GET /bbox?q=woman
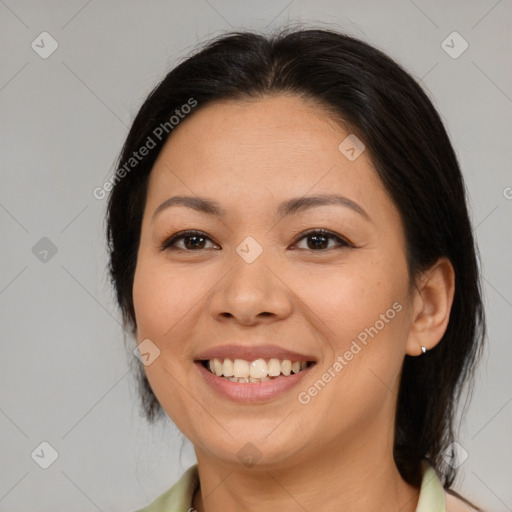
[106,28,486,511]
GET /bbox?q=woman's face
[133,95,416,468]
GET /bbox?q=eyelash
[160,228,354,252]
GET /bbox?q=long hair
[105,27,485,489]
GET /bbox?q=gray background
[1,0,511,510]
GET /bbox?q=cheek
[133,243,211,335]
[132,263,164,337]
[294,258,411,400]
[132,257,198,424]
[294,260,406,342]
[132,256,189,341]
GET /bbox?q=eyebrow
[152,194,370,222]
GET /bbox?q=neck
[191,424,420,512]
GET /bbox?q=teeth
[249,359,267,379]
[222,358,234,377]
[249,376,270,382]
[204,357,311,381]
[268,358,281,376]
[281,360,292,376]
[213,358,223,377]
[233,359,250,378]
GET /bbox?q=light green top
[135,460,446,512]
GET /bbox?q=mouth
[194,341,317,404]
[193,344,317,403]
[198,358,316,383]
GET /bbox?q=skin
[132,94,455,512]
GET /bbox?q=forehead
[146,95,394,222]
[156,94,353,161]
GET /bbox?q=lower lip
[195,361,314,403]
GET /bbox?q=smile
[202,358,315,383]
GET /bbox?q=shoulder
[134,464,199,512]
[445,489,483,512]
[418,461,485,512]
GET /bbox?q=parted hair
[105,27,485,492]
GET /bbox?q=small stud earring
[421,346,428,354]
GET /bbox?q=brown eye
[161,230,218,251]
[161,229,353,252]
[293,229,353,251]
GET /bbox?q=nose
[208,247,293,326]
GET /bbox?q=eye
[161,230,219,251]
[161,228,353,252]
[291,229,353,251]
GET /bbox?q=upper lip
[194,344,316,362]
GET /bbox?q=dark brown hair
[105,27,485,491]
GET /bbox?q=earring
[421,346,428,354]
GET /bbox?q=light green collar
[416,460,446,512]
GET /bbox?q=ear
[406,257,455,356]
